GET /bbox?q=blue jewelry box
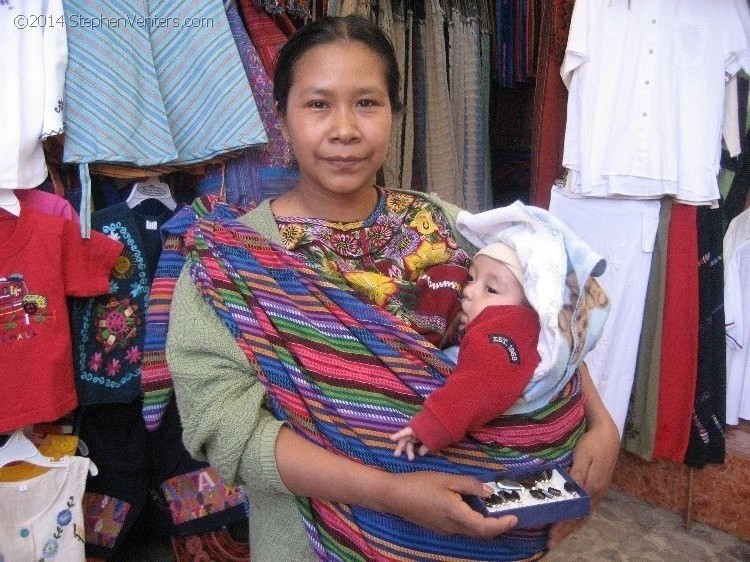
[464,463,590,528]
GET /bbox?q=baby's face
[459,255,525,330]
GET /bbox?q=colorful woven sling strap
[141,195,251,430]
[183,215,585,561]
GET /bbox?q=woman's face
[279,41,393,200]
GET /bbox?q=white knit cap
[475,242,524,286]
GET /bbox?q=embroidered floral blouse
[276,188,471,338]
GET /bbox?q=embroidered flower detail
[88,352,103,372]
[386,192,413,214]
[106,359,122,378]
[57,509,72,527]
[408,210,439,235]
[329,232,360,258]
[130,283,145,298]
[279,224,305,248]
[368,224,393,247]
[19,528,29,538]
[42,538,58,558]
[112,252,135,279]
[107,231,121,242]
[343,271,398,307]
[125,346,142,364]
[403,241,451,281]
[95,297,140,351]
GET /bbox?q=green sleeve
[166,267,292,497]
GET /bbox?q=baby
[391,242,544,459]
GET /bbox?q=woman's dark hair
[273,15,403,115]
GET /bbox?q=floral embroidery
[105,359,121,378]
[386,192,413,213]
[409,209,439,235]
[275,188,470,334]
[37,496,75,559]
[41,538,58,558]
[125,346,142,364]
[56,509,72,527]
[343,271,398,307]
[88,352,103,372]
[54,100,64,114]
[403,240,452,281]
[95,297,140,352]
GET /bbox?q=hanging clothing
[562,0,750,204]
[622,197,672,461]
[141,196,251,430]
[0,0,67,188]
[71,202,175,406]
[197,1,297,208]
[0,456,89,562]
[62,0,267,167]
[236,0,288,78]
[653,203,699,462]
[80,397,247,559]
[549,187,660,434]
[725,210,750,425]
[0,208,122,433]
[17,188,79,222]
[684,205,726,467]
[422,0,462,206]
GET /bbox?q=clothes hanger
[0,429,98,476]
[0,189,21,217]
[126,176,177,211]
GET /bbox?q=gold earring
[284,143,293,166]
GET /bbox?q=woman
[167,15,619,561]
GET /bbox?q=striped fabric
[62,0,267,167]
[141,196,251,430]
[236,0,288,78]
[194,1,297,209]
[423,0,462,206]
[183,216,586,561]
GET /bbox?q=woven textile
[62,0,267,166]
[141,196,251,430]
[236,0,288,78]
[182,216,586,561]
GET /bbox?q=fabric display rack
[1,0,750,560]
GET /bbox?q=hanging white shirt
[549,186,660,435]
[725,237,750,425]
[0,0,68,188]
[562,0,750,205]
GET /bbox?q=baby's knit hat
[474,242,524,286]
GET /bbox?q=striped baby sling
[184,216,586,561]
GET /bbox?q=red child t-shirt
[0,207,123,432]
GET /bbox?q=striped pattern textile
[63,0,267,167]
[236,0,288,78]
[183,216,586,561]
[141,196,251,430]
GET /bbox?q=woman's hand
[276,427,516,539]
[377,471,518,538]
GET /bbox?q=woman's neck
[272,184,379,222]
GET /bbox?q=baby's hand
[390,427,429,460]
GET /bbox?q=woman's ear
[275,101,289,141]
